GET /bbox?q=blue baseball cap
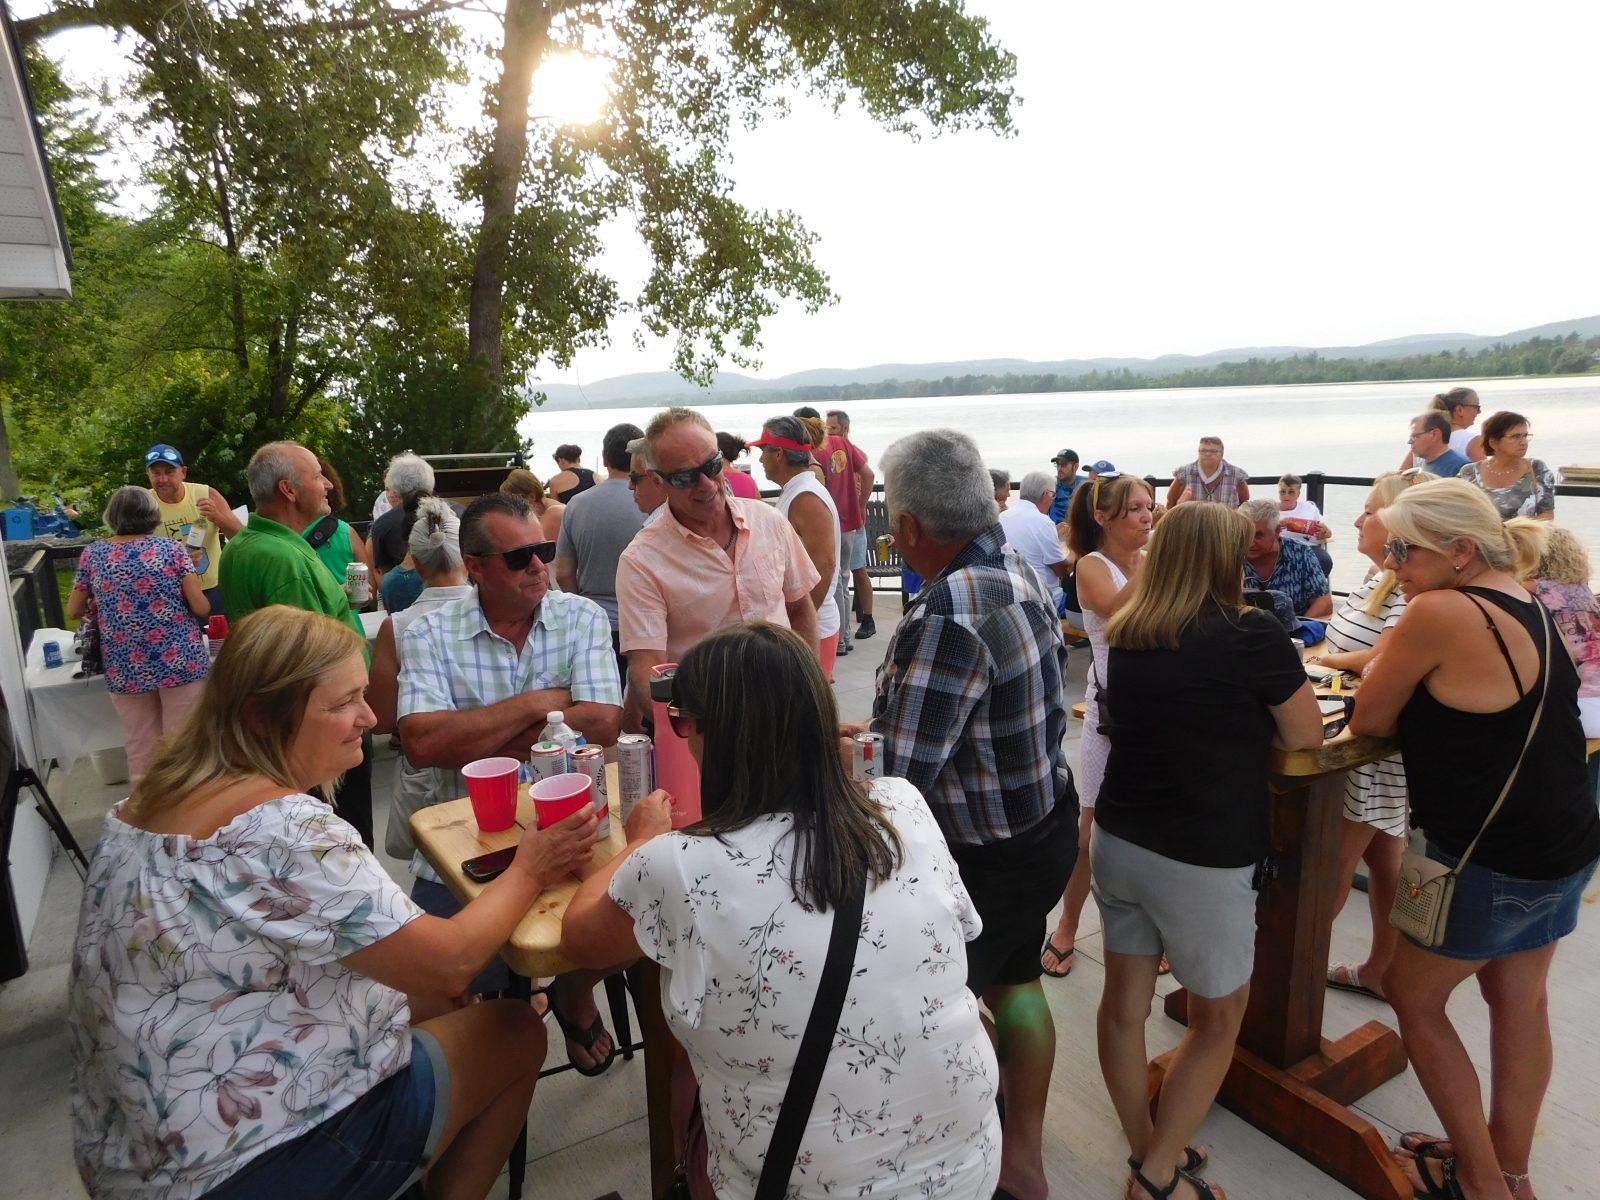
[1089,459,1118,475]
[145,444,184,467]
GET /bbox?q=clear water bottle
[538,710,584,761]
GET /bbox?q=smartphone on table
[462,846,517,883]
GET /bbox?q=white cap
[546,710,565,723]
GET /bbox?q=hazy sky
[26,0,1600,386]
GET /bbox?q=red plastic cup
[207,615,229,640]
[530,772,593,830]
[462,757,521,833]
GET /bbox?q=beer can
[528,740,568,781]
[616,733,654,825]
[571,744,609,823]
[875,533,892,563]
[852,732,883,782]
[345,562,371,605]
[42,640,62,669]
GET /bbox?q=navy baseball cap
[1050,448,1079,464]
[1090,459,1118,475]
[145,444,184,467]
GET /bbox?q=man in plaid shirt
[398,490,623,1074]
[864,429,1076,1200]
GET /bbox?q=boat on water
[1560,465,1600,483]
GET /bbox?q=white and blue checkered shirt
[397,588,621,879]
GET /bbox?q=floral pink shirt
[1536,581,1600,698]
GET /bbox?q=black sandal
[1408,1145,1465,1200]
[1130,1166,1223,1200]
[1129,1146,1209,1175]
[550,1003,617,1077]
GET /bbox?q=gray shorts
[1090,825,1257,998]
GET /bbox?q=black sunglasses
[654,452,724,490]
[478,541,556,570]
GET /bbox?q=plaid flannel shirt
[870,523,1073,848]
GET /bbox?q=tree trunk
[0,410,21,499]
[465,0,551,386]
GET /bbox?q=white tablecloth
[23,628,121,771]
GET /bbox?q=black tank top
[1398,586,1599,879]
[555,467,595,504]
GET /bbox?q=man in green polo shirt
[220,441,374,845]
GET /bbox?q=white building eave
[0,1,72,300]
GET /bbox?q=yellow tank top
[148,481,222,590]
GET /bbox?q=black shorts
[950,795,1079,994]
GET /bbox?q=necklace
[722,517,738,553]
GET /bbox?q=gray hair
[641,406,713,469]
[880,429,998,542]
[1018,470,1054,505]
[1238,497,1281,526]
[106,486,160,535]
[826,409,850,428]
[384,452,434,500]
[988,468,1011,495]
[247,442,302,508]
[763,415,814,467]
[407,497,463,577]
[1278,473,1302,489]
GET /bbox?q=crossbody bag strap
[753,880,865,1200]
[1450,598,1552,875]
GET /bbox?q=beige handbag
[1389,599,1551,947]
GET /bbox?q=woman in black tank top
[549,445,596,503]
[1349,479,1598,1200]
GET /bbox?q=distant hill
[530,315,1600,410]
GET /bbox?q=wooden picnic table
[411,766,677,1200]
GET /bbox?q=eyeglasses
[666,702,700,739]
[1503,432,1532,441]
[654,452,725,490]
[478,541,556,570]
[1384,537,1415,564]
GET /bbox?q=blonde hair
[128,607,366,818]
[1360,471,1418,616]
[1529,526,1591,585]
[1065,474,1153,558]
[1106,502,1251,651]
[1378,477,1546,579]
[500,468,547,503]
[795,415,827,452]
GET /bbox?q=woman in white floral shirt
[563,621,1001,1200]
[68,605,602,1200]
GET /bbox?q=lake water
[522,375,1600,591]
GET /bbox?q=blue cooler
[3,508,34,540]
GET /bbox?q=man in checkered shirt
[398,490,624,1074]
[861,429,1077,1200]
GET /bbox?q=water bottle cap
[546,710,565,723]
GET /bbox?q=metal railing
[7,543,81,645]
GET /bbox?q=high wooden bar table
[1150,725,1412,1200]
[411,766,677,1200]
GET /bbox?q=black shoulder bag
[303,514,341,549]
[755,880,864,1200]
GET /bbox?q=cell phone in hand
[462,846,517,883]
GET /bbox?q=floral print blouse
[73,536,208,695]
[609,777,1001,1200]
[68,794,423,1200]
[1458,458,1557,520]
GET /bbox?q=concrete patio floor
[4,589,1597,1198]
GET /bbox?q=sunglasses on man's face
[480,541,556,571]
[654,452,725,490]
[666,702,700,739]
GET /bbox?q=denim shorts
[841,526,868,572]
[200,1029,451,1200]
[1414,840,1598,961]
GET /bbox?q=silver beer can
[571,744,608,823]
[616,733,654,825]
[346,561,371,605]
[528,740,568,781]
[852,732,883,782]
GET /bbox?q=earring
[1453,563,1464,573]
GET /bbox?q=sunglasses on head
[480,541,556,570]
[145,448,181,465]
[666,702,699,739]
[654,452,724,490]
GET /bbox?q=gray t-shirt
[555,477,645,630]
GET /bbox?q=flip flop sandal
[1397,1131,1451,1156]
[1327,962,1385,1001]
[1129,1146,1210,1175]
[1406,1145,1464,1200]
[1039,936,1076,978]
[1129,1165,1225,1200]
[551,1004,617,1077]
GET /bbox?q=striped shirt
[870,524,1073,848]
[1325,572,1408,835]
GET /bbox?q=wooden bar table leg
[507,971,533,1200]
[632,960,679,1200]
[1152,771,1411,1200]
